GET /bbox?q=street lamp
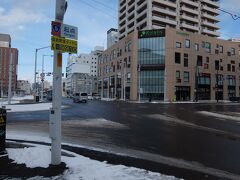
[138,64,141,102]
[41,54,53,101]
[121,61,126,101]
[34,46,51,102]
[194,65,199,102]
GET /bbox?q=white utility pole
[8,48,13,104]
[50,0,67,165]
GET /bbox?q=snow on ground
[198,111,240,122]
[11,95,34,101]
[64,118,129,129]
[5,103,53,112]
[7,146,51,168]
[7,144,180,180]
[0,95,34,106]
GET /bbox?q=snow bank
[7,146,51,168]
[7,144,180,180]
[12,95,34,101]
[64,119,128,129]
[4,103,66,112]
[6,103,53,112]
[198,111,240,122]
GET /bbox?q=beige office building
[118,0,220,40]
[98,27,240,101]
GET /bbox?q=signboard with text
[51,36,77,54]
[0,109,6,153]
[138,29,165,38]
[61,24,78,40]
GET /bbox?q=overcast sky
[0,0,239,83]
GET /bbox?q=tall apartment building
[118,0,220,40]
[0,34,18,95]
[107,28,119,48]
[98,28,240,101]
[66,46,104,95]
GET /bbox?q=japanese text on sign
[51,36,78,54]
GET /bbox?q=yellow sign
[0,116,4,124]
[51,36,77,54]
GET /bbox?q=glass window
[184,53,188,67]
[197,56,202,66]
[227,75,236,86]
[184,72,189,82]
[231,48,235,55]
[206,57,209,63]
[127,73,131,82]
[227,64,231,71]
[195,43,199,51]
[205,42,211,53]
[138,37,165,65]
[215,60,219,70]
[176,71,180,82]
[232,65,235,72]
[176,42,181,48]
[185,39,190,48]
[175,52,181,64]
[219,45,223,53]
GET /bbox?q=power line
[80,0,117,20]
[219,8,240,20]
[89,0,117,12]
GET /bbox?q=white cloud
[0,0,50,39]
[0,7,5,13]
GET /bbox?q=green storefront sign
[176,31,190,37]
[138,29,165,38]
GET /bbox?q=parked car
[88,95,93,100]
[73,92,88,103]
[93,95,101,100]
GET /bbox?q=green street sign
[138,29,165,38]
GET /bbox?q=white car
[73,93,88,103]
[88,96,93,100]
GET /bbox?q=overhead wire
[89,0,117,12]
[219,8,240,20]
[80,0,118,20]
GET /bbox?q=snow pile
[12,95,34,101]
[7,145,180,180]
[4,103,66,112]
[0,95,34,106]
[8,146,51,168]
[64,119,128,129]
[6,103,53,112]
[198,111,240,122]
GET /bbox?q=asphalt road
[7,98,240,179]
